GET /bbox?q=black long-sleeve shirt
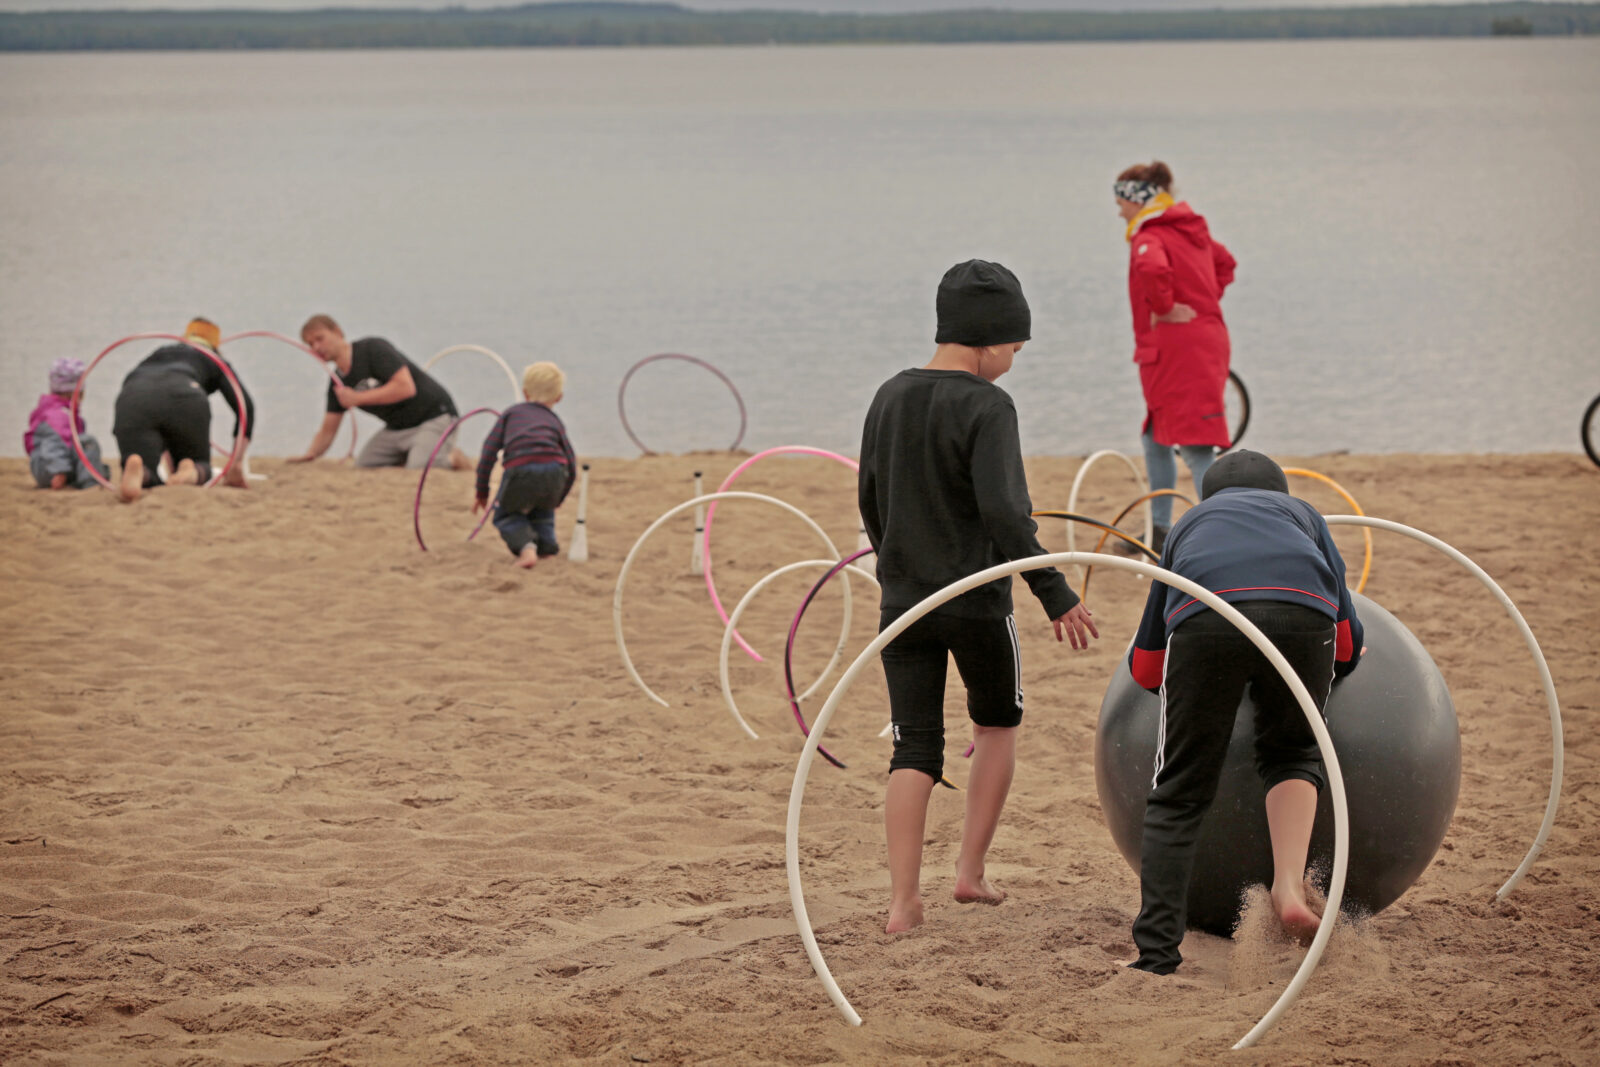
[858,368,1077,621]
[125,343,256,441]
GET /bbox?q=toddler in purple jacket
[25,359,108,490]
[473,362,577,569]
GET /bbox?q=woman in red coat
[1116,161,1236,552]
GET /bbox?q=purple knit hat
[49,358,86,394]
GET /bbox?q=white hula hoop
[1325,516,1562,900]
[785,551,1348,1051]
[615,492,842,709]
[424,344,522,404]
[1065,450,1154,581]
[719,559,880,741]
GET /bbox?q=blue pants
[493,462,567,557]
[1141,430,1217,530]
[29,424,107,489]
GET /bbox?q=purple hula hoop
[617,353,747,454]
[413,406,500,552]
[71,332,249,491]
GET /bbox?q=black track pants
[113,369,212,488]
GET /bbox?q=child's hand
[472,496,488,515]
[1052,604,1100,650]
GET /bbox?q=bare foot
[1272,887,1322,946]
[885,896,924,934]
[169,458,200,486]
[221,461,248,489]
[49,472,69,490]
[515,546,541,569]
[118,455,144,503]
[449,447,472,471]
[953,873,1006,906]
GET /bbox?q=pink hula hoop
[221,331,358,460]
[706,446,860,662]
[413,406,500,552]
[617,353,747,454]
[72,332,249,491]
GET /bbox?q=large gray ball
[1095,593,1460,936]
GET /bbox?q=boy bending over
[474,362,577,569]
[1126,449,1364,974]
[859,260,1099,935]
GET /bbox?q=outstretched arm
[289,411,344,463]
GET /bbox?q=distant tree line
[1,1,1596,52]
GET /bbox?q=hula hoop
[1077,489,1195,599]
[1284,468,1372,594]
[1325,516,1562,901]
[1227,369,1251,447]
[706,446,863,662]
[1065,450,1153,584]
[1031,510,1161,563]
[718,558,880,768]
[424,344,522,405]
[617,353,747,454]
[413,407,501,552]
[71,333,249,492]
[220,331,357,460]
[784,551,1348,1051]
[1581,393,1600,469]
[616,492,842,709]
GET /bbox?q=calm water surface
[1,40,1596,458]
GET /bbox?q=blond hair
[522,361,565,404]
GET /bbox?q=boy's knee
[888,723,944,779]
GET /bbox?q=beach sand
[2,451,1596,1065]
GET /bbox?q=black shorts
[879,608,1022,778]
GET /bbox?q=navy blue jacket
[1128,487,1363,690]
[477,401,576,502]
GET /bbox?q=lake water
[1,39,1596,460]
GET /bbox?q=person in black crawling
[1123,448,1365,975]
[289,313,468,470]
[111,317,254,504]
[858,259,1100,935]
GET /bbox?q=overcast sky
[0,0,1472,13]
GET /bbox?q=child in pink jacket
[25,359,108,489]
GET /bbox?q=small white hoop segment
[1065,450,1153,581]
[424,344,522,404]
[615,492,841,708]
[719,559,880,741]
[785,551,1348,1051]
[1325,516,1562,900]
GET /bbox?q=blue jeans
[492,462,567,557]
[1141,429,1217,530]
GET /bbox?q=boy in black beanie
[859,259,1100,934]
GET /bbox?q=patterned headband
[1114,179,1161,205]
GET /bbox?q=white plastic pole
[566,464,590,563]
[1324,515,1562,900]
[784,552,1348,1051]
[1065,449,1154,581]
[719,560,880,740]
[690,471,706,575]
[424,343,523,404]
[615,492,842,708]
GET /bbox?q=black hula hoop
[1227,369,1251,448]
[617,353,747,455]
[1582,392,1600,469]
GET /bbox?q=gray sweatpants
[29,424,108,489]
[355,412,458,469]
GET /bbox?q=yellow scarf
[1125,192,1175,242]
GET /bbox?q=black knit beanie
[934,260,1031,347]
[1201,449,1290,499]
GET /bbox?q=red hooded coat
[1126,201,1236,448]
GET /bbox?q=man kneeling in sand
[289,314,468,470]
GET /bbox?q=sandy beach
[2,450,1596,1065]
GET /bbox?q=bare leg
[954,724,1016,905]
[118,455,144,503]
[168,458,200,486]
[1266,778,1321,944]
[515,544,540,569]
[884,768,936,933]
[449,447,472,471]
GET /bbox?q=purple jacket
[25,393,85,455]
